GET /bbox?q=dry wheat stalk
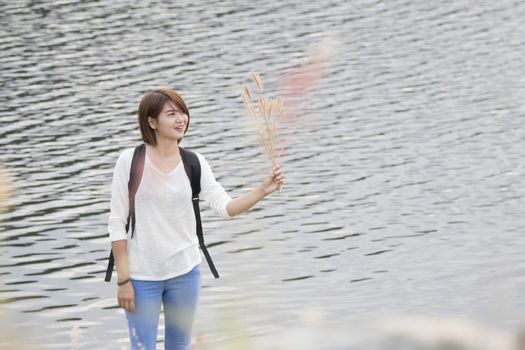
[242,71,285,190]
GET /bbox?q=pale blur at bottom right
[191,315,525,350]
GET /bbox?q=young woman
[108,88,284,350]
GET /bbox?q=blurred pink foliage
[277,34,341,125]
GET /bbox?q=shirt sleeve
[108,149,133,242]
[197,152,234,219]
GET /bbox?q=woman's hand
[226,164,285,216]
[260,164,284,195]
[117,281,135,313]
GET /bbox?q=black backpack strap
[179,147,220,279]
[127,144,146,239]
[104,250,114,282]
[105,144,146,282]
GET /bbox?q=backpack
[104,143,219,282]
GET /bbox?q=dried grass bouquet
[241,71,285,190]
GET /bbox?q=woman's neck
[148,138,180,158]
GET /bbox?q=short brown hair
[137,88,190,145]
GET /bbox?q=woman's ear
[147,117,156,130]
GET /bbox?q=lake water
[1,0,524,349]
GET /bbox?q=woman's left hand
[260,164,284,195]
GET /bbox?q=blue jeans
[125,265,201,350]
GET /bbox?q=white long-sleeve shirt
[108,147,233,280]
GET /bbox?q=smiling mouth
[175,126,185,132]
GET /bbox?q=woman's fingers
[127,299,135,313]
[118,297,135,313]
[117,282,135,312]
[272,165,284,184]
[125,300,134,313]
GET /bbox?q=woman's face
[149,101,189,143]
